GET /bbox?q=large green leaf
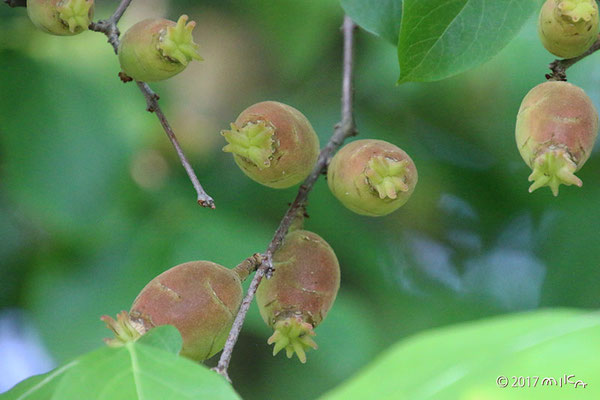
[1,327,240,400]
[340,0,403,44]
[322,309,600,399]
[0,361,79,400]
[398,0,539,83]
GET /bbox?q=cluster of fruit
[103,229,340,364]
[24,0,600,365]
[98,95,417,362]
[99,96,419,362]
[26,0,202,82]
[222,101,418,216]
[25,0,420,364]
[517,0,600,196]
[101,97,419,362]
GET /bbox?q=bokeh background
[1,0,599,399]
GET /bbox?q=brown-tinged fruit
[222,101,320,188]
[256,230,340,363]
[103,260,248,361]
[327,139,418,216]
[516,81,598,195]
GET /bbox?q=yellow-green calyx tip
[365,156,409,199]
[222,121,276,168]
[267,317,317,363]
[159,15,203,66]
[528,148,582,196]
[101,311,142,347]
[558,0,597,22]
[57,0,92,33]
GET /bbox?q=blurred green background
[1,0,599,399]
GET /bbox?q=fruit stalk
[548,37,600,80]
[232,253,264,282]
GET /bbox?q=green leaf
[322,309,600,399]
[340,0,403,44]
[137,325,182,354]
[0,361,79,400]
[397,0,539,83]
[1,327,240,400]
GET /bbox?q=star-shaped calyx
[267,317,318,363]
[57,0,93,33]
[222,121,276,169]
[365,155,410,200]
[101,311,143,347]
[558,0,597,22]
[158,15,203,65]
[528,148,582,196]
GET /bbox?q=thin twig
[110,0,133,24]
[547,34,600,81]
[214,16,358,382]
[88,0,215,208]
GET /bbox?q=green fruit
[103,261,246,361]
[538,0,599,58]
[327,139,418,217]
[118,15,202,82]
[222,101,320,188]
[27,0,94,36]
[516,81,598,196]
[256,230,340,363]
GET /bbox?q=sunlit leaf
[1,327,240,400]
[0,361,78,400]
[322,309,600,399]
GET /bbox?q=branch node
[118,72,133,83]
[197,197,216,209]
[547,35,600,81]
[264,256,275,279]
